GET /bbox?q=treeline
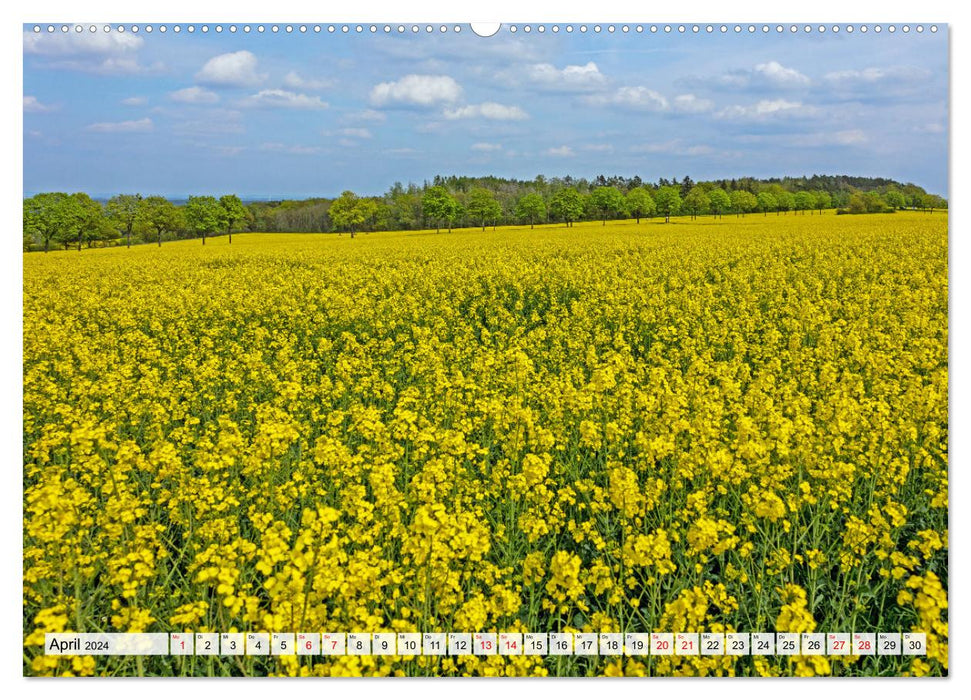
[23,174,947,251]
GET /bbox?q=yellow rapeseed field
[23,211,948,676]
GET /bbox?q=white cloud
[169,86,219,105]
[716,99,810,120]
[443,102,528,121]
[239,89,328,110]
[24,30,142,57]
[471,142,502,151]
[350,109,387,123]
[586,86,668,111]
[370,74,463,106]
[173,110,244,136]
[786,130,868,147]
[85,117,153,133]
[49,56,162,75]
[753,61,811,86]
[672,94,714,113]
[914,122,945,134]
[525,62,607,91]
[340,128,372,139]
[24,95,55,112]
[282,71,332,91]
[823,66,931,84]
[121,96,147,106]
[545,146,575,157]
[196,51,267,87]
[23,30,160,74]
[631,140,713,156]
[260,142,323,155]
[581,144,614,153]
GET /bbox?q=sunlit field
[23,211,948,676]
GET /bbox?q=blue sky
[23,25,949,198]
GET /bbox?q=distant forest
[23,173,947,251]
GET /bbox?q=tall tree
[590,186,626,225]
[756,192,777,216]
[708,188,731,219]
[515,193,547,229]
[683,186,710,220]
[549,188,584,227]
[141,196,183,246]
[625,187,656,224]
[106,194,143,248]
[654,186,682,223]
[466,188,502,231]
[793,191,815,215]
[23,192,71,253]
[422,186,460,233]
[776,191,795,215]
[219,194,249,244]
[884,190,906,210]
[329,191,368,238]
[184,195,227,245]
[730,190,757,217]
[65,193,108,251]
[813,191,832,214]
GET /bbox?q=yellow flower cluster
[23,212,947,676]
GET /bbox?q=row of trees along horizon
[23,174,947,252]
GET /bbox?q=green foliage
[549,188,584,226]
[422,186,460,232]
[730,190,758,216]
[757,192,777,215]
[515,193,547,228]
[813,191,832,212]
[184,195,227,243]
[590,186,627,225]
[793,191,815,213]
[328,191,369,237]
[466,188,502,230]
[625,187,656,223]
[683,186,710,219]
[23,192,72,252]
[219,195,250,241]
[654,186,682,222]
[106,194,144,247]
[141,196,184,245]
[708,188,731,217]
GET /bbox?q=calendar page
[21,10,948,680]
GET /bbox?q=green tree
[590,186,626,225]
[466,188,502,231]
[625,187,656,224]
[756,192,777,216]
[141,196,183,246]
[847,193,867,214]
[62,193,108,251]
[184,195,227,245]
[106,194,143,248]
[329,191,368,238]
[863,191,887,213]
[730,190,757,217]
[683,186,710,220]
[422,186,460,233]
[23,192,72,252]
[708,188,731,219]
[515,193,547,229]
[813,191,832,214]
[793,191,815,215]
[884,190,906,210]
[219,194,249,244]
[776,191,795,215]
[549,188,584,227]
[655,186,682,223]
